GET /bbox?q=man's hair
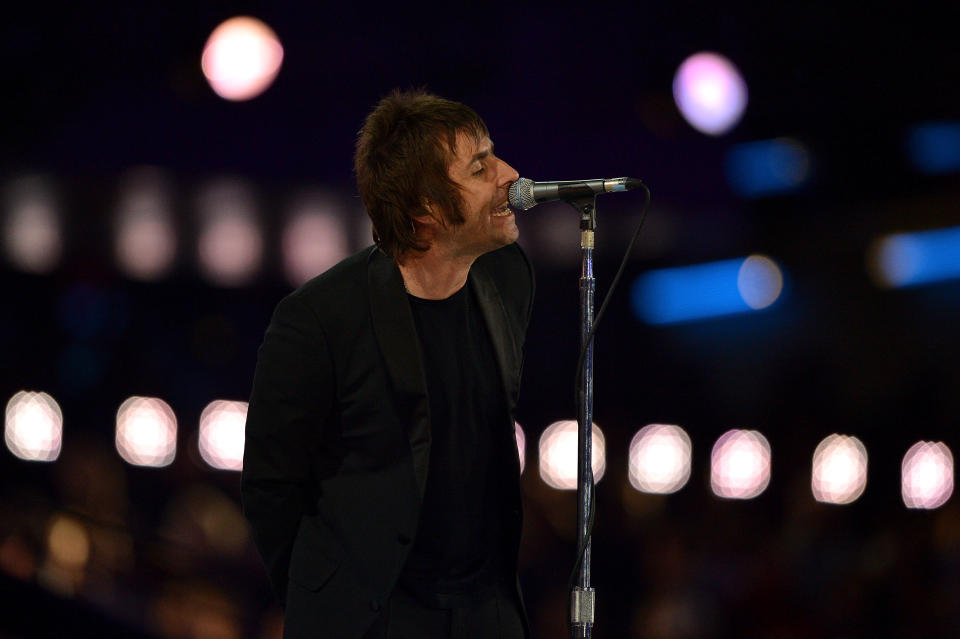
[354,89,488,260]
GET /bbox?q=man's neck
[397,248,474,300]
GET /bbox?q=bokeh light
[196,180,263,287]
[737,255,784,309]
[538,420,606,490]
[46,514,91,569]
[282,194,349,286]
[811,434,868,505]
[201,16,284,101]
[725,138,812,197]
[515,421,526,474]
[114,168,177,280]
[902,441,953,509]
[2,176,62,273]
[906,121,960,175]
[673,51,748,135]
[628,423,692,494]
[868,226,960,288]
[198,400,247,471]
[710,429,771,500]
[4,390,63,462]
[116,397,177,468]
[632,255,785,324]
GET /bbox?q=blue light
[906,122,960,175]
[631,256,784,324]
[725,138,811,197]
[875,226,960,287]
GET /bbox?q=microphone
[508,177,644,211]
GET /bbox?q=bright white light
[710,429,771,499]
[628,424,692,494]
[811,434,868,505]
[199,400,247,471]
[902,441,953,509]
[515,421,526,474]
[3,176,62,273]
[673,51,748,136]
[4,390,62,462]
[114,168,176,280]
[282,195,349,286]
[201,16,284,101]
[115,396,177,467]
[737,255,783,309]
[197,180,263,286]
[538,420,606,490]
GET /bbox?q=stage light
[282,195,349,286]
[2,176,62,273]
[201,16,284,101]
[628,423,692,494]
[906,121,960,175]
[811,434,868,505]
[538,420,606,490]
[114,168,176,280]
[737,255,783,310]
[632,255,784,324]
[198,400,247,471]
[725,138,812,197]
[869,225,960,288]
[46,514,90,569]
[197,180,263,287]
[4,390,62,462]
[902,441,953,509]
[673,51,748,136]
[115,396,177,468]
[515,422,526,474]
[711,429,771,500]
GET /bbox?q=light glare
[710,429,771,499]
[673,52,748,135]
[811,434,868,505]
[737,255,784,309]
[201,16,284,101]
[116,396,177,467]
[282,195,349,286]
[199,400,247,471]
[538,420,606,490]
[197,180,263,286]
[4,390,63,462]
[902,441,953,509]
[114,168,176,280]
[3,176,62,273]
[628,424,692,494]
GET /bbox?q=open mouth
[492,202,513,217]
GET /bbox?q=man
[242,90,534,639]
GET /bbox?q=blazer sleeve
[241,292,333,606]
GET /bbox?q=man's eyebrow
[469,142,494,164]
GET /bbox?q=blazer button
[397,533,412,545]
[370,599,381,612]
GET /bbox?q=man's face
[436,131,520,258]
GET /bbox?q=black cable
[566,183,651,631]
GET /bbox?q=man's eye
[473,167,485,176]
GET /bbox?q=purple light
[673,52,748,136]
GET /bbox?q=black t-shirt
[400,283,511,608]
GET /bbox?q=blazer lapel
[366,249,431,497]
[470,266,522,409]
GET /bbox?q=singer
[241,89,533,639]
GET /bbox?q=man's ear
[414,200,442,228]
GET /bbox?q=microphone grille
[508,178,537,210]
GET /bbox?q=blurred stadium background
[3,3,960,638]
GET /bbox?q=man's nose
[498,158,520,186]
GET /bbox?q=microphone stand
[569,195,597,639]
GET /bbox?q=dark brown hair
[354,89,488,260]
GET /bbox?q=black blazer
[241,243,534,639]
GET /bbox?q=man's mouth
[492,202,513,217]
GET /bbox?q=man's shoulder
[291,246,377,300]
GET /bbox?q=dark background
[3,2,960,638]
